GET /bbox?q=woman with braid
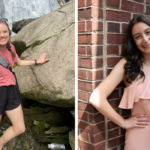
[90,15,150,150]
[0,18,48,149]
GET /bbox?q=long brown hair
[0,20,16,57]
[123,15,150,83]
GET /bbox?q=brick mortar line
[107,135,125,142]
[78,44,103,46]
[79,55,124,58]
[107,134,125,141]
[108,98,121,101]
[119,0,122,10]
[78,31,127,34]
[78,55,123,59]
[78,109,102,114]
[78,20,129,23]
[78,32,103,34]
[78,56,103,58]
[78,99,89,102]
[85,0,87,9]
[78,108,102,115]
[144,0,146,13]
[78,43,125,46]
[78,31,103,34]
[78,68,103,70]
[78,99,89,103]
[106,6,145,12]
[106,141,125,150]
[78,32,126,34]
[126,0,145,4]
[78,137,106,146]
[103,1,108,150]
[78,68,103,71]
[78,31,125,34]
[78,5,104,10]
[78,20,102,22]
[78,78,103,82]
[108,144,123,150]
[78,89,91,92]
[78,67,103,70]
[78,118,105,125]
[108,146,122,150]
[79,18,104,21]
[80,128,105,135]
[119,44,121,55]
[107,126,122,131]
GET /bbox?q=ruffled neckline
[119,74,150,109]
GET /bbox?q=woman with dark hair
[90,14,150,150]
[0,18,48,150]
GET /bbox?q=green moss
[23,143,30,150]
[11,41,27,57]
[17,140,21,145]
[13,63,17,67]
[45,126,70,134]
[30,40,45,49]
[32,121,46,134]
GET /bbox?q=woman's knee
[14,124,26,135]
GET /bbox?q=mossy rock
[11,41,27,57]
[45,126,71,134]
[30,40,45,49]
[32,121,46,134]
[23,106,54,115]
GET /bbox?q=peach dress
[119,74,150,150]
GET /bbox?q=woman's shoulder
[119,57,127,66]
[112,57,127,72]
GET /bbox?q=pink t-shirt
[0,44,19,86]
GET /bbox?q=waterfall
[0,0,65,32]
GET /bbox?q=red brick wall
[78,0,150,150]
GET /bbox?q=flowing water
[0,0,65,32]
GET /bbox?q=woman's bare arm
[89,58,126,127]
[16,53,49,66]
[89,58,150,128]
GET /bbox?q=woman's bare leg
[0,115,2,123]
[0,104,25,150]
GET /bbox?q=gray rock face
[12,1,75,107]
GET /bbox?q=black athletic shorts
[0,85,21,115]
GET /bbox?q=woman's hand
[125,114,150,129]
[37,53,49,64]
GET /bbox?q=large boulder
[12,1,75,107]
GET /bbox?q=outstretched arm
[16,53,49,66]
[89,58,149,129]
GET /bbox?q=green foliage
[11,41,27,57]
[32,121,46,134]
